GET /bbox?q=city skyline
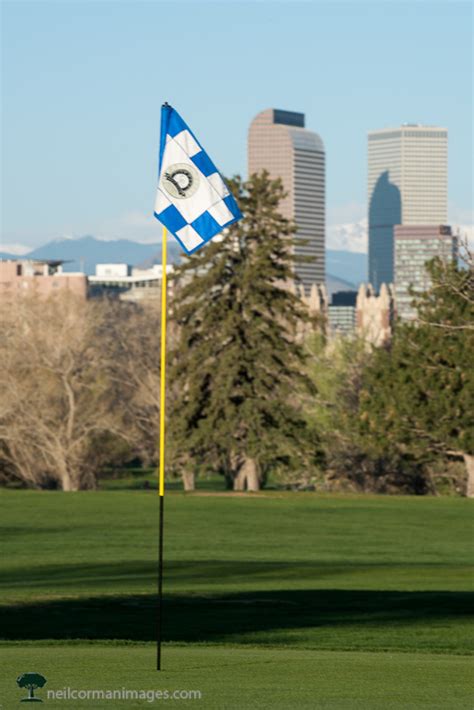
[1,1,472,252]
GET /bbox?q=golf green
[1,490,473,707]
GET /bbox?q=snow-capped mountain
[327,219,368,253]
[2,221,471,286]
[0,236,181,275]
[327,220,473,252]
[452,224,474,247]
[1,235,367,285]
[0,243,31,256]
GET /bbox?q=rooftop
[368,124,447,135]
[0,257,66,267]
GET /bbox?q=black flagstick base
[157,494,164,670]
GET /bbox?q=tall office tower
[248,109,325,291]
[368,125,448,292]
[394,225,457,321]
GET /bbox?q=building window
[16,264,22,276]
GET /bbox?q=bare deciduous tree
[0,295,128,490]
[102,299,162,467]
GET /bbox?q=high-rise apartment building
[368,125,448,291]
[248,109,325,291]
[394,225,457,321]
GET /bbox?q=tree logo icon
[16,673,47,703]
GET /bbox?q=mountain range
[0,236,181,274]
[0,235,368,291]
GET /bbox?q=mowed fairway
[1,490,473,708]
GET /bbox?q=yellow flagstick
[159,226,167,497]
[157,225,167,671]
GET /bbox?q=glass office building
[394,225,457,321]
[368,125,448,292]
[248,109,325,292]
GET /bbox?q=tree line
[0,172,472,494]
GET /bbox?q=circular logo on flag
[162,163,199,200]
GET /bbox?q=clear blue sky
[1,1,472,249]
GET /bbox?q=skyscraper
[394,225,457,321]
[368,125,448,292]
[248,109,325,291]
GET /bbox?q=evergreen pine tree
[359,256,474,495]
[169,172,317,491]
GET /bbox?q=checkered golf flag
[153,104,242,254]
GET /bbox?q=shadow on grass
[0,559,462,590]
[1,588,472,643]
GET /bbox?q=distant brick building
[292,282,328,339]
[356,282,395,346]
[296,280,395,346]
[0,259,87,300]
[298,282,329,316]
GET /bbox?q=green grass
[1,490,473,708]
[98,468,227,491]
[2,645,473,709]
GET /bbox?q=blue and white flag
[153,104,242,254]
